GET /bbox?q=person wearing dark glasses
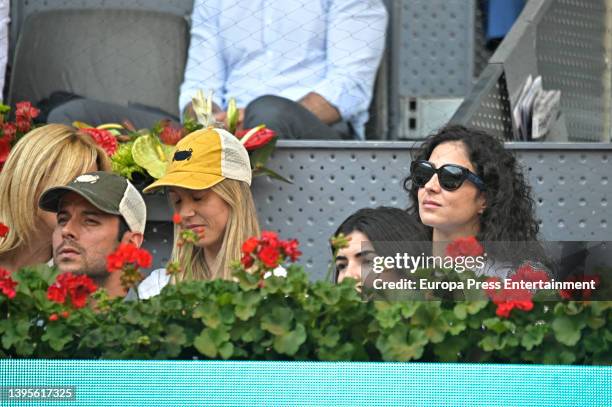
[404,125,546,276]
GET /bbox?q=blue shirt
[179,0,388,139]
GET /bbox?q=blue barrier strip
[0,360,609,406]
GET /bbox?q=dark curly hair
[403,125,540,242]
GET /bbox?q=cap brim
[142,171,225,193]
[39,186,122,215]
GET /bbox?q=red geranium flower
[160,125,183,145]
[0,222,8,238]
[49,313,59,322]
[0,268,18,299]
[495,299,533,318]
[136,250,153,269]
[485,276,534,318]
[47,272,97,309]
[445,236,484,258]
[106,243,152,272]
[514,263,549,284]
[281,239,301,262]
[236,127,276,151]
[47,276,68,304]
[0,138,11,170]
[241,237,259,255]
[15,117,31,133]
[239,232,301,274]
[15,101,40,121]
[81,128,118,156]
[260,231,280,249]
[2,122,16,142]
[67,274,98,308]
[559,274,601,300]
[258,246,281,268]
[241,253,254,268]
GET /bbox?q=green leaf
[564,301,583,316]
[444,310,467,335]
[42,323,73,352]
[249,137,277,168]
[317,343,355,361]
[454,303,467,320]
[315,326,341,348]
[316,285,341,305]
[252,166,293,184]
[521,324,548,350]
[552,316,586,346]
[233,269,260,290]
[163,299,183,311]
[261,307,294,336]
[124,307,143,325]
[218,342,235,360]
[234,322,264,343]
[0,318,31,350]
[399,302,420,319]
[233,291,261,321]
[479,335,503,352]
[376,326,428,362]
[111,142,145,180]
[193,327,230,358]
[586,316,605,330]
[465,301,488,315]
[165,324,187,346]
[193,302,221,328]
[226,97,239,134]
[604,329,612,342]
[433,336,465,362]
[583,332,608,354]
[374,302,403,329]
[273,323,307,356]
[483,317,515,334]
[412,304,448,343]
[132,134,175,179]
[542,348,576,364]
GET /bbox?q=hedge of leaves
[1,264,609,364]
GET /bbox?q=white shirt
[179,0,388,139]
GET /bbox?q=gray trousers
[48,95,348,140]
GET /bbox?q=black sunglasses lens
[412,162,435,186]
[439,166,465,190]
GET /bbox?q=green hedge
[0,264,610,363]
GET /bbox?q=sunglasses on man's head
[410,160,486,191]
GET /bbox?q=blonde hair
[171,178,260,281]
[0,124,111,255]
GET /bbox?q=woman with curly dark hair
[404,125,547,275]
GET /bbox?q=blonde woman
[0,124,111,272]
[137,127,260,298]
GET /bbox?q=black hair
[332,206,430,281]
[117,217,130,242]
[402,125,555,271]
[404,125,539,242]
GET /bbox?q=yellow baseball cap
[143,127,251,193]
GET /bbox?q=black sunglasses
[409,160,486,191]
